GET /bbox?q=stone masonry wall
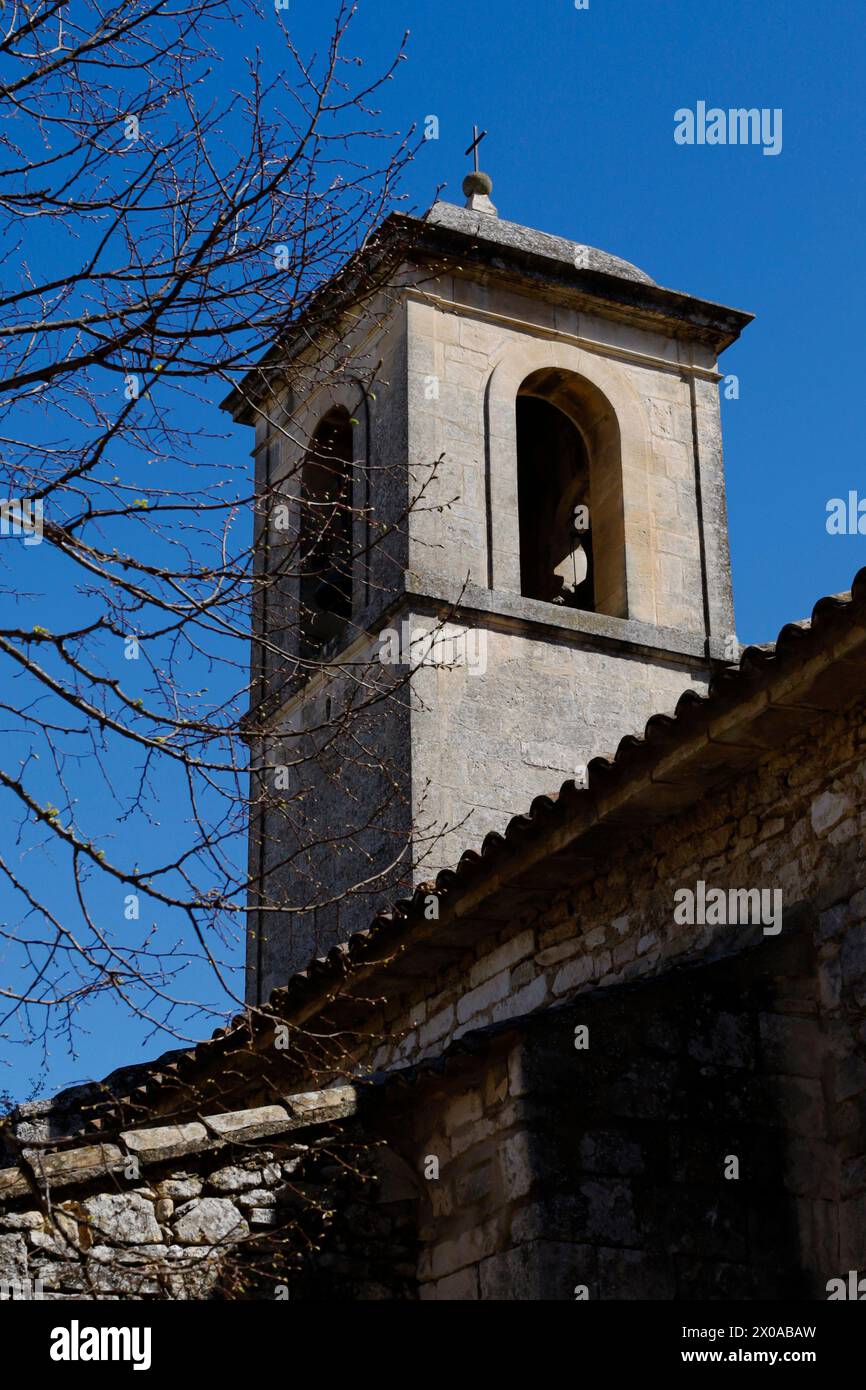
[369,691,866,1084]
[0,1087,417,1301]
[359,685,866,1292]
[397,932,834,1301]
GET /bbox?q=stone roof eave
[219,208,754,425]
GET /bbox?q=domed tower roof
[425,199,656,286]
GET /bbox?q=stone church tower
[224,173,752,1002]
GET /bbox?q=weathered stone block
[206,1164,264,1193]
[203,1105,291,1144]
[237,1188,276,1210]
[25,1143,124,1189]
[172,1197,248,1246]
[492,974,550,1022]
[444,1090,483,1133]
[500,1133,534,1202]
[121,1122,209,1164]
[155,1176,202,1200]
[247,1208,277,1227]
[811,790,852,836]
[0,1233,27,1282]
[0,1168,31,1202]
[82,1193,162,1246]
[283,1086,357,1124]
[429,1219,500,1280]
[469,931,535,989]
[29,1228,79,1260]
[0,1211,42,1231]
[456,971,510,1025]
[433,1265,480,1300]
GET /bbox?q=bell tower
[224,163,753,1002]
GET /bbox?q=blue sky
[3,0,864,1100]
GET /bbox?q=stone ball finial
[462,170,493,197]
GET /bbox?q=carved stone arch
[484,340,656,623]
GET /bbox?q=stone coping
[0,1086,358,1205]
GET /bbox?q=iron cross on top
[465,124,488,173]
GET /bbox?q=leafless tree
[0,0,450,1082]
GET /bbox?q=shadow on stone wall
[518,914,824,1299]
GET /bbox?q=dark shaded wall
[401,919,859,1300]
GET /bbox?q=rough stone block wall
[0,1089,417,1301]
[518,940,827,1300]
[392,1034,527,1300]
[369,693,866,1099]
[395,931,844,1301]
[348,683,866,1289]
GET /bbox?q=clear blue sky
[4,0,864,1101]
